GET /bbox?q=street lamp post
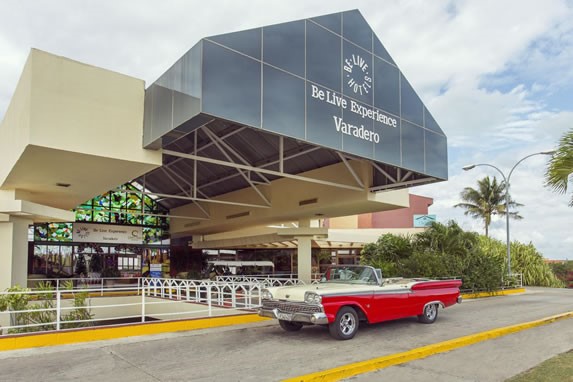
[462,151,555,276]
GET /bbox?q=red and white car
[259,265,462,340]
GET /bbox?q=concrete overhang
[169,160,411,236]
[0,198,74,222]
[0,49,162,212]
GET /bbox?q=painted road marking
[283,311,573,382]
[462,288,526,299]
[0,313,270,351]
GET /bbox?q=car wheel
[279,320,303,332]
[329,306,359,340]
[418,303,439,324]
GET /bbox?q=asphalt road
[0,287,571,382]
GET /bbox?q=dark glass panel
[262,65,305,139]
[341,103,374,159]
[148,83,174,142]
[425,131,448,179]
[373,56,400,116]
[401,120,425,173]
[342,41,373,106]
[306,83,342,150]
[342,10,372,51]
[400,76,424,126]
[373,36,395,65]
[208,27,261,59]
[306,21,341,92]
[311,12,341,34]
[202,41,261,128]
[424,107,445,135]
[373,119,401,166]
[263,20,305,77]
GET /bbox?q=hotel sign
[311,54,398,145]
[73,223,143,244]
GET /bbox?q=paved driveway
[0,287,571,381]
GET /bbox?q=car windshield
[321,266,378,285]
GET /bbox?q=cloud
[0,0,572,259]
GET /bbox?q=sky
[0,0,572,260]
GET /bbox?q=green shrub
[479,236,563,287]
[0,281,92,334]
[360,234,412,277]
[360,221,561,292]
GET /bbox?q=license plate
[277,312,293,321]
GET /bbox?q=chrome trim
[457,295,463,304]
[258,308,328,325]
[261,299,323,314]
[322,289,411,298]
[423,300,445,310]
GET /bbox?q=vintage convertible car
[259,265,462,340]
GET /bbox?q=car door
[370,288,411,323]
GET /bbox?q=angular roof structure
[140,10,447,234]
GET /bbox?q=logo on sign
[344,54,372,95]
[76,226,90,239]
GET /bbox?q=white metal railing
[28,277,141,296]
[1,278,266,335]
[215,274,322,286]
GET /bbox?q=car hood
[266,283,376,302]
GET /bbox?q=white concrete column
[0,216,32,290]
[296,218,313,282]
[296,235,312,283]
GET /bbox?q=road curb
[283,310,573,382]
[462,287,526,299]
[0,313,270,352]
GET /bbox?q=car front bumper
[259,308,329,325]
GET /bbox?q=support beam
[122,189,271,209]
[338,153,365,188]
[160,167,210,218]
[203,126,271,184]
[163,150,364,192]
[201,127,271,206]
[371,162,397,183]
[369,177,436,192]
[279,136,284,173]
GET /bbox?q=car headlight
[261,289,273,300]
[304,292,322,305]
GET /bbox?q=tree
[545,129,573,206]
[454,176,523,237]
[360,234,412,277]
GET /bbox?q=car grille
[262,300,323,314]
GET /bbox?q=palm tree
[454,176,523,237]
[545,129,573,206]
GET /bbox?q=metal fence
[1,278,265,335]
[215,275,321,287]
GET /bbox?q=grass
[506,349,573,382]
